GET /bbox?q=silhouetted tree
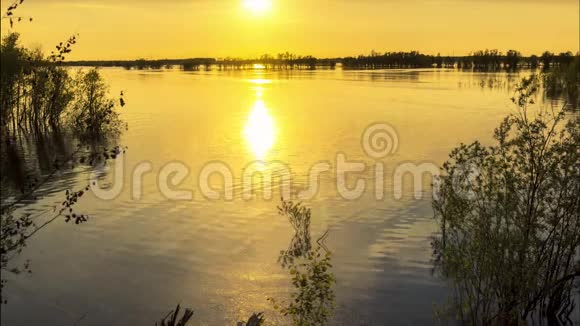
[433,76,580,325]
[541,51,554,69]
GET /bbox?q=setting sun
[242,0,272,15]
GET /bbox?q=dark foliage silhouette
[432,76,580,324]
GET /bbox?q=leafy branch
[2,0,33,28]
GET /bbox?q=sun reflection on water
[243,92,277,160]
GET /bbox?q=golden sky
[1,0,578,60]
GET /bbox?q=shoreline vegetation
[0,33,125,138]
[1,3,127,306]
[63,50,579,71]
[433,76,580,325]
[0,28,127,301]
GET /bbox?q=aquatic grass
[156,304,194,326]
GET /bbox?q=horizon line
[62,49,580,63]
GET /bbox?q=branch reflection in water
[268,199,336,326]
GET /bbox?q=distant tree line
[458,49,577,70]
[340,49,578,70]
[64,53,327,71]
[342,50,435,68]
[62,49,578,71]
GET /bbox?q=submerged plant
[156,304,194,326]
[542,55,580,109]
[432,76,580,324]
[277,199,312,268]
[67,68,124,139]
[1,28,125,138]
[0,142,125,303]
[270,200,336,326]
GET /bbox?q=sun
[242,0,272,14]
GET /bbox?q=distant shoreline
[62,50,578,71]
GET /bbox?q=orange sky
[1,0,578,60]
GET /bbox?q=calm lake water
[2,68,570,325]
